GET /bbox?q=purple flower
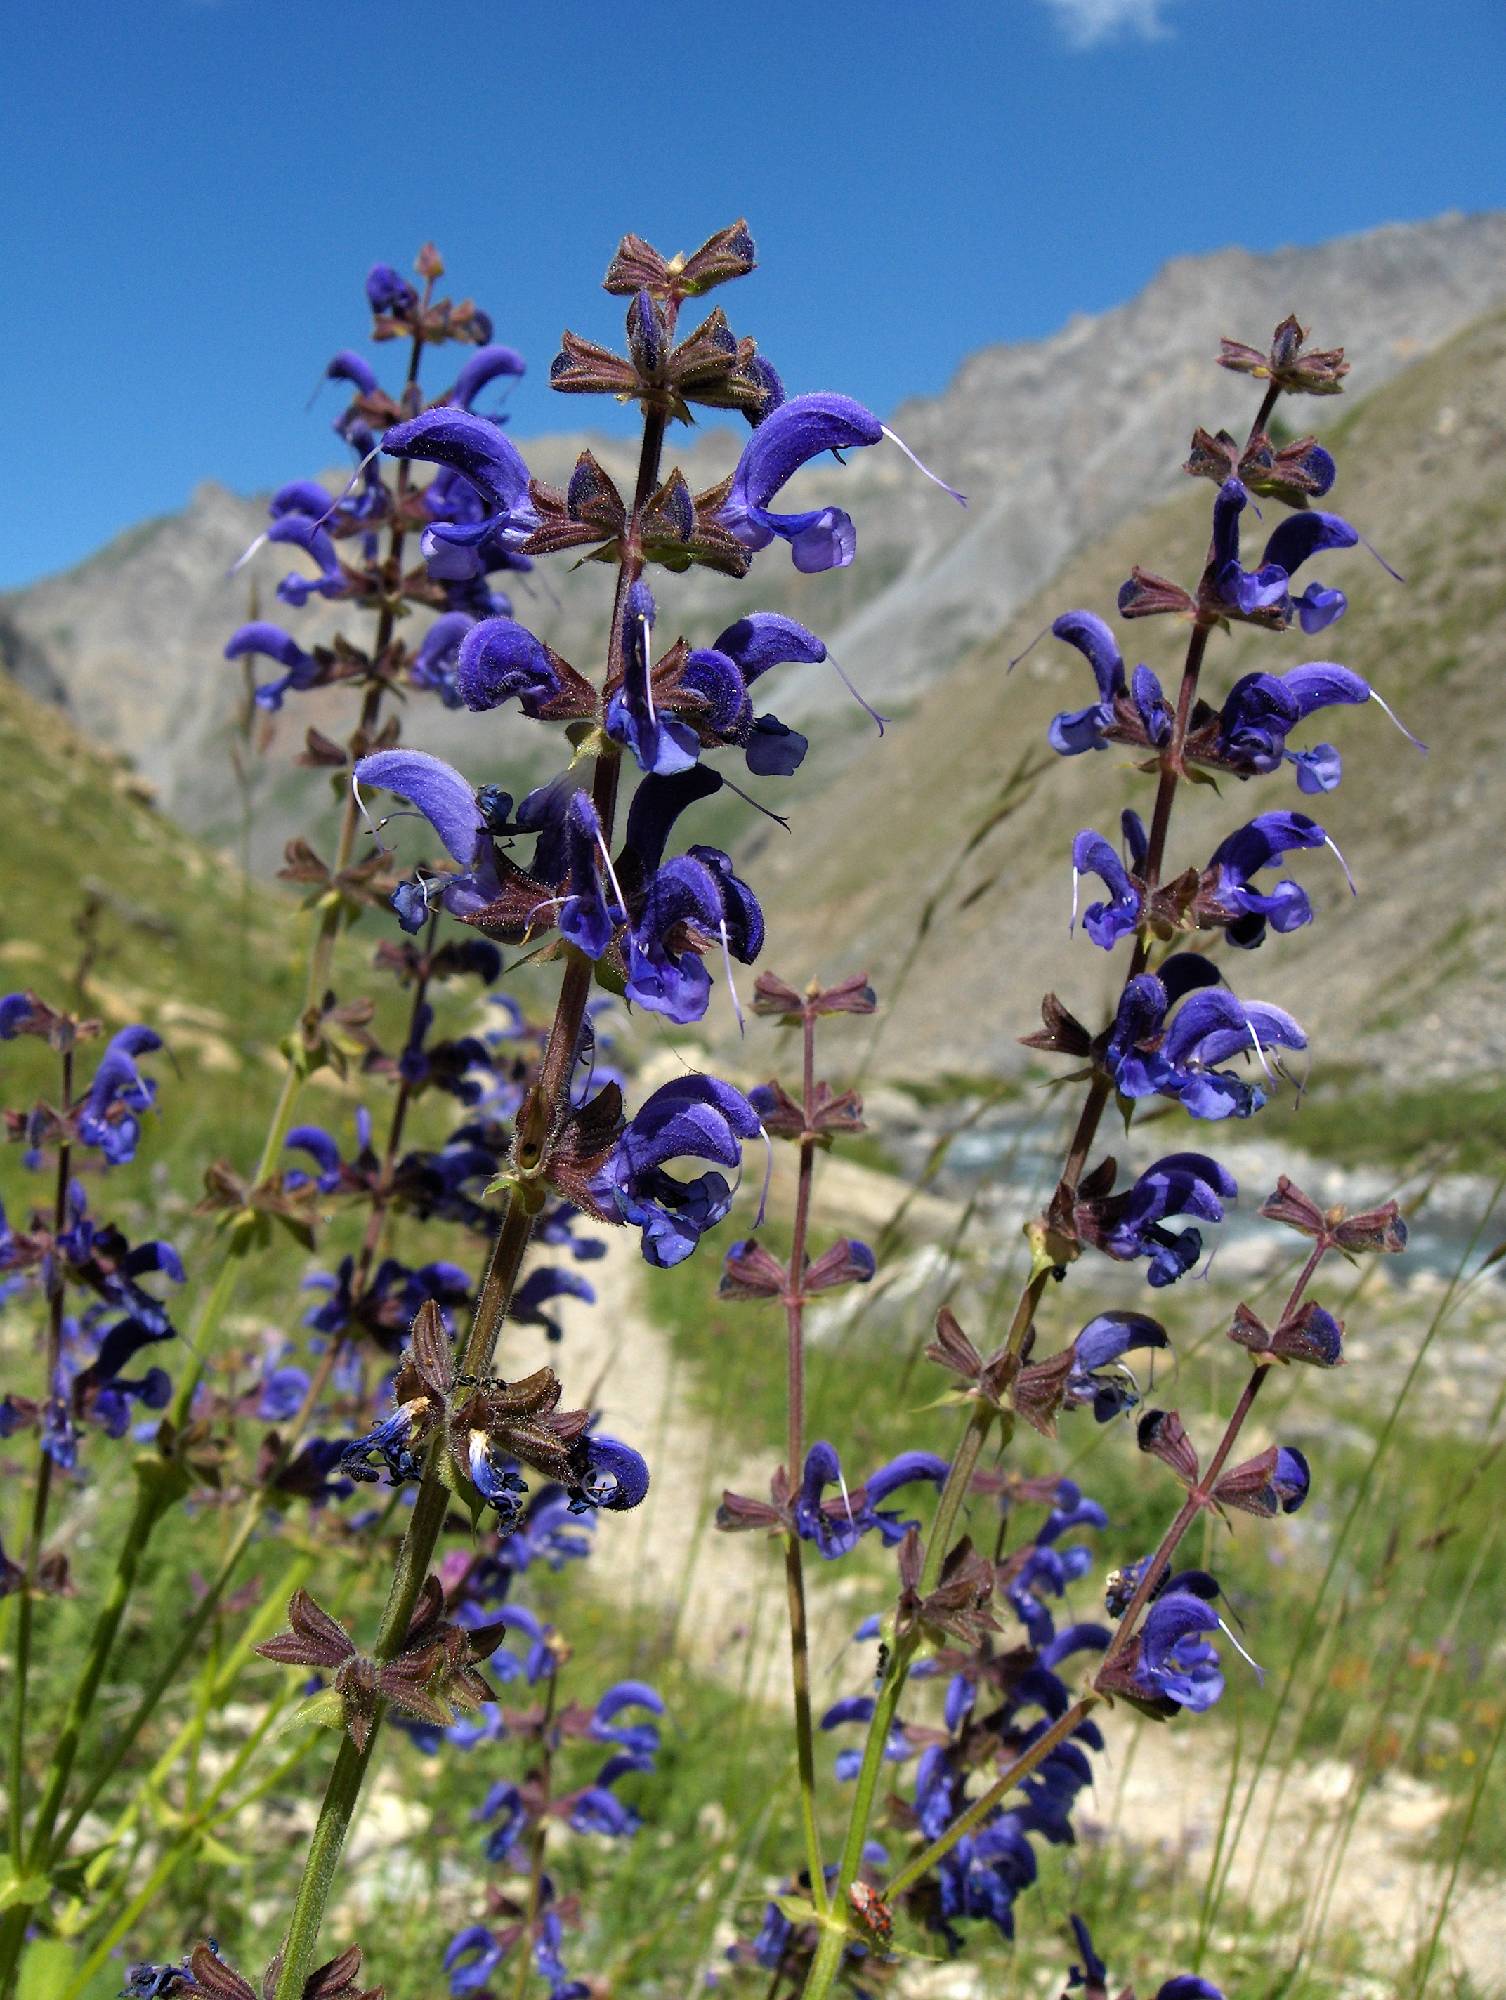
[591,1076,762,1268]
[326,347,379,397]
[606,581,700,775]
[1065,1312,1169,1421]
[1070,830,1141,949]
[455,617,575,719]
[1078,1153,1238,1287]
[626,848,764,1026]
[795,1441,949,1559]
[1133,1591,1225,1710]
[353,749,508,932]
[573,1435,651,1512]
[367,263,417,316]
[1203,809,1348,947]
[443,1926,504,1996]
[77,1026,162,1166]
[510,1267,596,1344]
[382,408,538,581]
[445,343,526,411]
[1216,661,1423,792]
[1046,610,1126,754]
[269,512,344,607]
[409,612,474,707]
[1207,477,1361,633]
[223,621,319,710]
[720,391,964,572]
[1105,962,1305,1120]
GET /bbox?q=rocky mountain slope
[5,210,1506,869]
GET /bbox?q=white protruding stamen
[1007,624,1048,673]
[718,919,746,1038]
[351,773,387,851]
[754,1123,773,1229]
[1218,1616,1266,1683]
[523,893,570,932]
[593,825,629,923]
[880,426,968,508]
[639,615,657,725]
[1323,832,1358,896]
[227,529,270,578]
[827,652,890,735]
[836,1460,856,1531]
[1070,867,1082,935]
[1368,689,1427,753]
[1243,1011,1275,1080]
[309,442,385,534]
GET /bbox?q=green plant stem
[781,1008,827,1912]
[884,1695,1101,1901]
[56,1547,313,1861]
[270,389,670,2000]
[512,1667,560,2000]
[801,383,1288,2000]
[6,1048,74,1869]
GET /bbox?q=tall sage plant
[0,222,1426,2000]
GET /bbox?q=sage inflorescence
[0,226,1423,2000]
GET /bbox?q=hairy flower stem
[884,1694,1102,1901]
[512,1666,560,2000]
[803,377,1288,2000]
[5,1047,72,1872]
[782,1009,828,1911]
[1097,1238,1326,1675]
[270,395,670,2000]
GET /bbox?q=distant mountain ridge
[4,209,1505,871]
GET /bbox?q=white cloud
[1035,0,1180,48]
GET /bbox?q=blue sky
[4,0,1503,588]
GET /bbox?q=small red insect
[848,1881,893,1946]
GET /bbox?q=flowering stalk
[799,317,1397,1998]
[1095,1237,1324,1676]
[267,354,671,2000]
[5,1038,72,1868]
[512,1662,559,2000]
[166,302,430,1429]
[0,259,504,1996]
[783,1006,829,1912]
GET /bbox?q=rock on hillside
[4,210,1506,864]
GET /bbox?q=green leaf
[17,1939,80,2000]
